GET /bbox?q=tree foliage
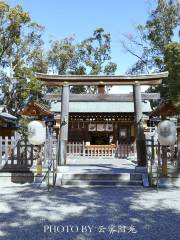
[0,1,48,114]
[0,1,30,66]
[121,0,180,102]
[0,1,116,113]
[48,28,117,75]
[80,28,117,75]
[164,42,180,102]
[48,28,117,93]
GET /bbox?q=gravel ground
[0,183,180,240]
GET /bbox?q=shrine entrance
[36,72,168,168]
[90,132,110,145]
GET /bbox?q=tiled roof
[150,102,180,117]
[51,101,152,113]
[19,101,53,117]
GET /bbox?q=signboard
[119,128,128,138]
[141,93,160,100]
[88,123,113,132]
[105,124,113,131]
[97,124,105,131]
[88,123,96,131]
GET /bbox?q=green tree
[48,28,117,93]
[164,42,180,103]
[80,28,117,75]
[121,0,180,102]
[0,1,30,66]
[0,1,48,114]
[48,37,78,75]
[48,36,87,93]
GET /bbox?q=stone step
[130,173,142,181]
[52,172,144,187]
[61,173,142,181]
[61,179,143,187]
[61,185,144,188]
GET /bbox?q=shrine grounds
[0,183,180,240]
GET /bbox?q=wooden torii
[36,72,168,168]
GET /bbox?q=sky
[6,0,155,93]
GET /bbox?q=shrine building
[50,93,152,145]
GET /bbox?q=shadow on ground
[0,183,180,240]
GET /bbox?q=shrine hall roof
[50,101,151,113]
[19,101,53,117]
[149,101,180,117]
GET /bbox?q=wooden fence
[116,142,136,158]
[67,141,136,158]
[0,136,17,166]
[0,135,57,169]
[0,136,136,171]
[0,136,36,169]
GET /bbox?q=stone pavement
[0,183,180,240]
[62,157,137,174]
[66,157,137,169]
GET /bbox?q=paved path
[64,157,136,174]
[67,157,136,167]
[0,183,180,240]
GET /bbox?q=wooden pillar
[57,82,69,166]
[133,82,147,166]
[160,116,168,176]
[162,146,168,176]
[177,117,180,169]
[98,85,105,94]
[177,136,180,169]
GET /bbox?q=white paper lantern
[28,121,46,145]
[157,120,176,146]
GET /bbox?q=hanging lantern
[28,121,46,145]
[158,120,176,146]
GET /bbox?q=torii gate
[36,72,168,167]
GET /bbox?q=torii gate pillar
[57,83,69,166]
[133,82,147,166]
